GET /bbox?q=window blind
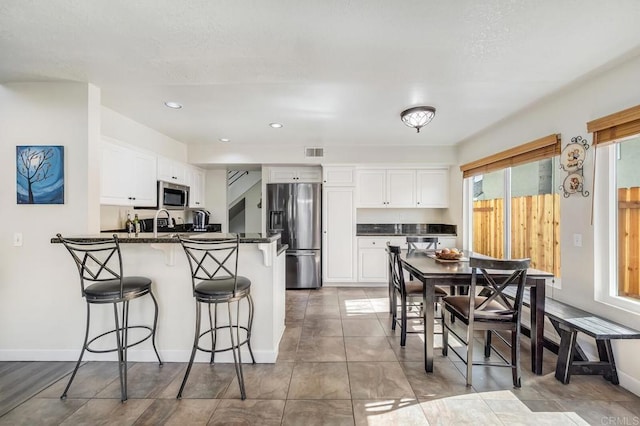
[460,134,561,178]
[588,104,640,146]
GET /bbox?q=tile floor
[1,286,639,425]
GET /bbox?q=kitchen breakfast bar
[51,233,287,364]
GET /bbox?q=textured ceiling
[2,1,640,148]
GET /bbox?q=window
[614,135,640,300]
[462,134,561,277]
[589,104,640,309]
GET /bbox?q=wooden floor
[1,287,639,425]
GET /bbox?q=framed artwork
[16,145,64,204]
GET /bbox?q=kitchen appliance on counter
[267,183,322,289]
[192,209,211,231]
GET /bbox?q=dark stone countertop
[51,232,281,245]
[356,223,457,237]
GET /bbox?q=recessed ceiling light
[269,122,283,128]
[219,138,230,142]
[164,101,183,109]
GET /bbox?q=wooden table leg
[529,279,546,375]
[423,280,435,373]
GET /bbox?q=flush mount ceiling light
[219,138,230,142]
[269,122,283,128]
[400,106,436,133]
[164,101,183,109]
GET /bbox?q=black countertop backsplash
[356,223,456,236]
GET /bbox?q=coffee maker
[192,209,211,231]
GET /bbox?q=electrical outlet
[13,232,23,247]
[573,233,582,247]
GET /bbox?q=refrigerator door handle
[286,251,317,256]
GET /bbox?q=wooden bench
[502,287,640,385]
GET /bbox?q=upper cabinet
[157,156,187,185]
[100,139,157,207]
[322,166,355,186]
[416,169,449,208]
[268,166,322,183]
[187,166,206,208]
[356,169,416,208]
[356,167,449,208]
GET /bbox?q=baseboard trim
[618,370,640,397]
[0,349,278,364]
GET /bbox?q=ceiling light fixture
[400,106,436,133]
[269,122,283,128]
[219,138,230,142]
[164,101,183,109]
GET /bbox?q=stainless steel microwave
[158,181,189,210]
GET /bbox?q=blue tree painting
[16,145,64,204]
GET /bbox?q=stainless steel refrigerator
[266,183,322,289]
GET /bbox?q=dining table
[400,249,554,374]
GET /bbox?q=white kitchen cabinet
[356,169,415,207]
[269,166,322,183]
[416,169,449,208]
[187,166,206,208]
[436,236,458,250]
[357,237,406,282]
[157,156,187,185]
[322,166,355,186]
[322,187,356,283]
[100,139,157,207]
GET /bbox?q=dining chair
[387,243,447,346]
[406,236,438,253]
[442,257,530,387]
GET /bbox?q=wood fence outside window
[618,187,640,299]
[473,194,560,277]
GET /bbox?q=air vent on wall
[305,147,324,158]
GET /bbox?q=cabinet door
[130,150,157,207]
[322,187,355,282]
[100,142,131,205]
[187,167,206,208]
[269,167,298,183]
[157,157,186,184]
[356,169,386,207]
[358,247,388,282]
[436,236,458,250]
[387,170,416,207]
[296,168,322,182]
[416,169,449,208]
[323,166,355,186]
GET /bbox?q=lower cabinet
[357,237,406,282]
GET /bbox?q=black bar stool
[177,234,256,400]
[56,233,163,402]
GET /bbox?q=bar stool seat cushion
[195,276,251,298]
[84,277,152,299]
[443,296,515,321]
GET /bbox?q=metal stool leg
[149,290,163,366]
[61,303,91,400]
[228,300,246,400]
[177,301,202,399]
[246,294,256,364]
[114,302,127,402]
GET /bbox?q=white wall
[456,53,640,395]
[0,82,100,355]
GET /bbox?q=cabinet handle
[372,242,376,245]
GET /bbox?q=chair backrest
[386,243,408,296]
[469,257,531,321]
[178,234,241,295]
[57,233,124,298]
[406,236,438,252]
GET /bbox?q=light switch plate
[13,232,23,247]
[573,233,582,247]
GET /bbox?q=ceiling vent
[305,147,324,158]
